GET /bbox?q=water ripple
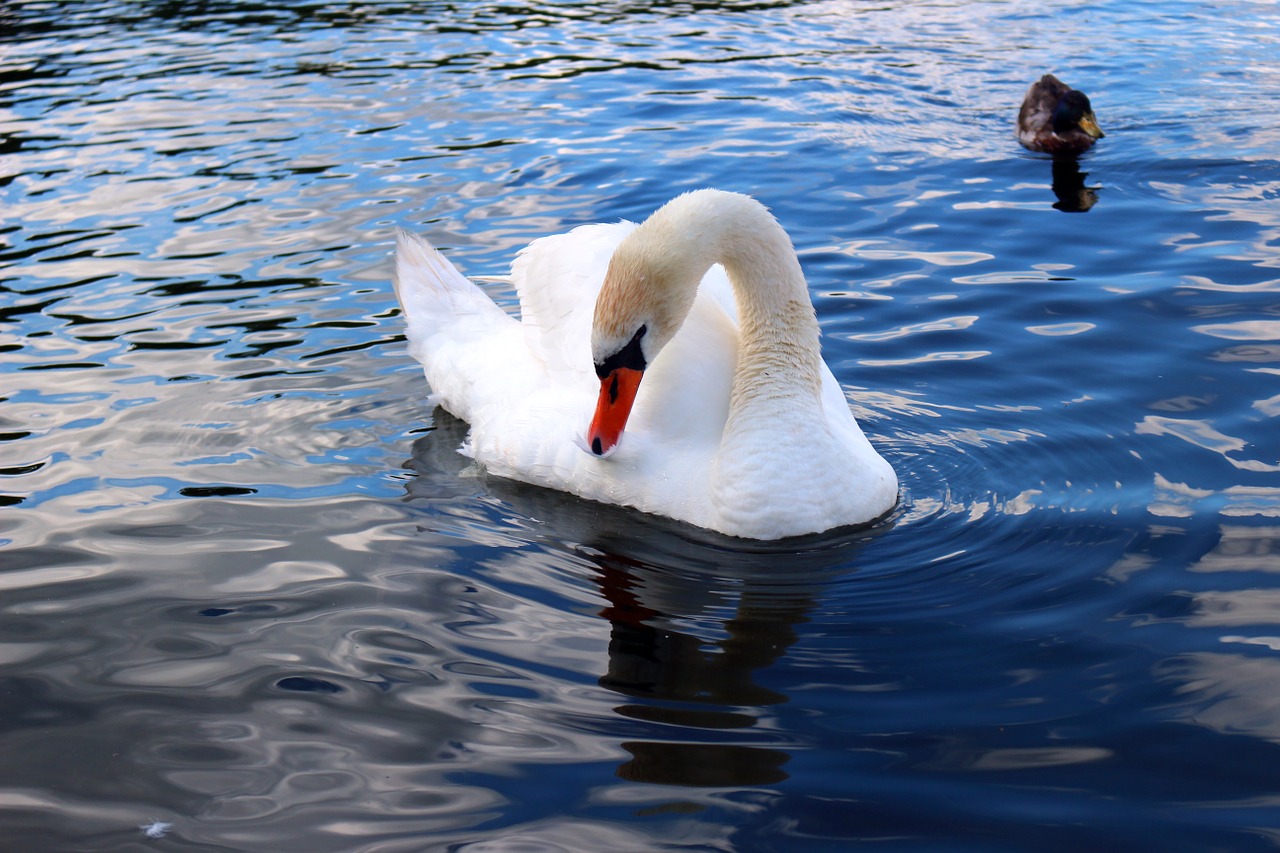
[5,0,1280,849]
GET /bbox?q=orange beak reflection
[586,367,644,457]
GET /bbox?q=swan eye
[594,325,647,379]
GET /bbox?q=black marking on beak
[591,436,604,455]
[595,325,648,379]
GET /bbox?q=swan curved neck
[645,190,825,401]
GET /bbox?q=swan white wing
[394,229,528,425]
[511,220,637,375]
[628,274,738,452]
[394,226,630,495]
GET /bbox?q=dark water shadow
[1050,158,1100,212]
[405,409,893,787]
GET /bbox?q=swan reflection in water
[593,549,809,786]
[407,418,890,788]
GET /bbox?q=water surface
[4,0,1280,850]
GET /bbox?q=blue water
[4,0,1280,849]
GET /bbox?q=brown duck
[1017,74,1105,156]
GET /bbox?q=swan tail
[393,229,518,422]
[393,229,502,319]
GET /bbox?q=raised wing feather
[509,220,636,375]
[393,229,522,424]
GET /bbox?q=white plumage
[394,190,897,539]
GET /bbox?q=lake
[4,0,1280,849]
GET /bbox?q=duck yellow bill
[1080,113,1105,139]
[587,367,644,457]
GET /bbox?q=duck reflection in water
[1050,159,1099,213]
[407,415,888,788]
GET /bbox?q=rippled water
[4,0,1280,849]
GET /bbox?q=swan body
[1017,74,1105,156]
[394,189,897,539]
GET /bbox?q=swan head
[585,218,704,457]
[585,323,647,458]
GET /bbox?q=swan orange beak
[586,367,644,457]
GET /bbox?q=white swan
[394,189,897,539]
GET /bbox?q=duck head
[1053,90,1105,140]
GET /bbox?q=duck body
[394,190,898,540]
[1017,73,1105,156]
